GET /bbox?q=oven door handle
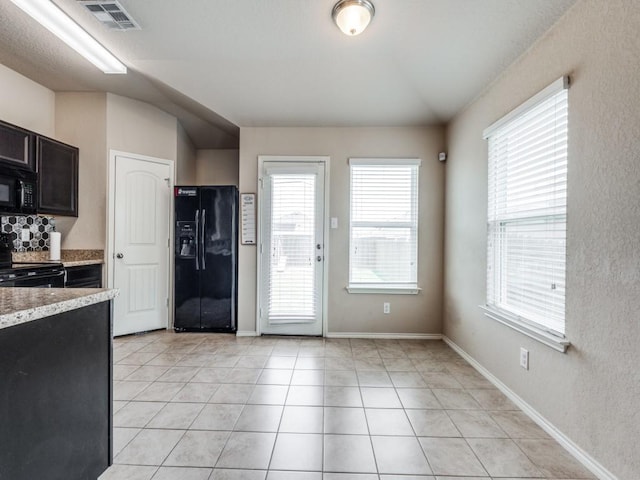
[17,270,65,281]
[0,269,65,286]
[27,269,65,277]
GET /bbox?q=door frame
[107,150,175,331]
[256,155,330,337]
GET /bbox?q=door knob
[116,253,124,259]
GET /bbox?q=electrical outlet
[383,302,390,314]
[520,348,529,370]
[21,227,30,242]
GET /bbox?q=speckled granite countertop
[0,288,118,330]
[12,249,104,267]
[61,259,104,267]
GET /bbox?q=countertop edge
[62,260,104,267]
[0,289,119,330]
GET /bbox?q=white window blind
[485,77,568,336]
[266,173,317,322]
[348,158,420,292]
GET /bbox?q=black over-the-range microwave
[0,166,37,215]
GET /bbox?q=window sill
[346,285,421,295]
[479,305,570,353]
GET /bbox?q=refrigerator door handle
[201,209,206,270]
[195,209,200,270]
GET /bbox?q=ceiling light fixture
[10,0,127,74]
[332,0,375,36]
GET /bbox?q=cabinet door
[0,120,35,170]
[0,302,112,480]
[65,264,103,288]
[37,136,79,217]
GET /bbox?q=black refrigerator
[174,185,238,332]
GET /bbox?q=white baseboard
[443,336,617,480]
[235,330,259,337]
[237,331,442,340]
[326,332,443,340]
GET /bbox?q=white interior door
[112,154,172,336]
[259,159,326,336]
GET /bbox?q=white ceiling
[0,0,577,148]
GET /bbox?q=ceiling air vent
[78,1,141,31]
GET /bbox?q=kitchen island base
[0,300,112,480]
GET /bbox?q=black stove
[0,233,65,287]
[0,262,65,288]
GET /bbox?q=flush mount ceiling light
[332,0,375,36]
[10,0,127,74]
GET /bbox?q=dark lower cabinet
[65,263,103,288]
[0,302,113,480]
[37,135,79,217]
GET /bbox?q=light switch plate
[330,217,338,229]
[21,228,30,242]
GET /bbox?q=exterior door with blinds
[259,158,326,335]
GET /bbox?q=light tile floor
[99,331,595,480]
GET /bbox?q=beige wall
[0,69,185,249]
[239,127,445,335]
[106,93,178,161]
[52,93,181,249]
[196,149,239,186]
[176,122,196,184]
[54,93,107,249]
[444,1,640,478]
[0,67,223,281]
[0,63,55,136]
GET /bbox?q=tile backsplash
[0,215,56,252]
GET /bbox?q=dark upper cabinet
[0,120,35,171]
[0,119,79,216]
[36,136,79,217]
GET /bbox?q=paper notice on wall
[240,193,256,245]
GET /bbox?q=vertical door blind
[266,173,317,323]
[349,158,420,289]
[485,77,569,335]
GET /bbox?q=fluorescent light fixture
[10,0,127,74]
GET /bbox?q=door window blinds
[266,173,317,322]
[484,77,569,335]
[349,158,420,290]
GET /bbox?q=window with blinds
[267,173,317,322]
[348,158,420,293]
[484,77,569,336]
